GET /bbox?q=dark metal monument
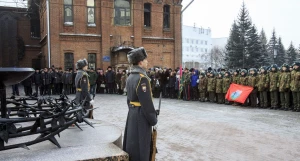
[0,68,94,151]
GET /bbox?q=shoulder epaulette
[139,74,145,77]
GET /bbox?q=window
[64,53,74,70]
[201,40,203,44]
[205,41,207,45]
[114,0,131,26]
[30,19,40,38]
[87,0,95,24]
[205,48,207,52]
[163,5,170,29]
[191,39,194,44]
[201,48,203,52]
[191,47,193,52]
[88,53,96,69]
[64,0,73,24]
[144,3,151,27]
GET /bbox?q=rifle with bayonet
[150,92,162,161]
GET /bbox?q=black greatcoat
[123,66,157,161]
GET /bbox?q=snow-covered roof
[0,0,28,8]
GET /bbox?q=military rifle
[151,92,162,161]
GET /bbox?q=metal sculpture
[0,68,94,151]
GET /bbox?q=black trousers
[191,86,198,100]
[35,84,40,96]
[107,83,114,94]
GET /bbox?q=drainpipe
[46,0,51,68]
[181,0,194,67]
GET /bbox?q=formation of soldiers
[147,62,300,112]
[20,66,128,97]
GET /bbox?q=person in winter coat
[123,47,157,161]
[190,69,199,101]
[116,69,123,94]
[41,68,51,95]
[105,66,115,94]
[22,76,32,96]
[168,71,176,99]
[198,72,208,102]
[215,73,224,104]
[207,72,216,103]
[96,69,106,94]
[222,71,232,105]
[247,68,258,107]
[88,68,98,98]
[33,69,42,96]
[121,70,128,95]
[52,68,62,95]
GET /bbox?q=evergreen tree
[225,21,242,68]
[258,28,269,66]
[275,37,285,66]
[267,29,278,65]
[225,2,252,69]
[245,25,261,68]
[286,42,297,65]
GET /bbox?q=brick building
[38,0,182,71]
[0,4,41,68]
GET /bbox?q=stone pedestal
[0,119,128,161]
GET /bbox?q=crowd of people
[15,61,300,112]
[17,65,128,97]
[147,62,300,112]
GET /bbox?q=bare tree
[210,46,226,68]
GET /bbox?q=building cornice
[142,37,174,40]
[59,33,102,37]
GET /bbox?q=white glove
[196,79,199,83]
[90,100,95,106]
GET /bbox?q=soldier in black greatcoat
[75,59,93,119]
[33,69,42,96]
[123,47,158,161]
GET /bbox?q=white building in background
[182,25,212,69]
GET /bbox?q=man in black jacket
[33,69,41,96]
[106,66,115,94]
[53,68,62,95]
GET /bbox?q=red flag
[225,83,253,103]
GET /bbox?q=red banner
[225,83,253,103]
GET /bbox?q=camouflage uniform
[257,67,269,108]
[222,72,232,104]
[290,62,300,111]
[216,73,224,104]
[269,65,279,109]
[239,69,248,106]
[198,73,208,102]
[207,72,216,103]
[247,68,258,107]
[231,70,240,105]
[183,70,191,101]
[278,64,291,110]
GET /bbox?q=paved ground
[5,88,300,161]
[90,94,300,161]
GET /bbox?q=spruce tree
[245,25,261,68]
[275,37,285,66]
[225,21,242,68]
[267,29,278,65]
[286,42,297,65]
[258,28,269,66]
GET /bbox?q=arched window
[163,5,170,29]
[114,0,131,26]
[144,3,151,27]
[64,0,73,24]
[87,0,95,24]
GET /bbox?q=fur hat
[127,47,148,64]
[76,58,88,69]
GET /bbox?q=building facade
[38,0,182,71]
[0,4,41,68]
[182,25,212,69]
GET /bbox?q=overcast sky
[182,0,300,48]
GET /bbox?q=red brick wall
[40,0,182,70]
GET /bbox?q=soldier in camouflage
[215,72,224,104]
[269,64,279,109]
[239,69,248,106]
[257,66,269,108]
[247,68,258,107]
[183,68,191,101]
[207,72,216,103]
[278,63,291,110]
[290,62,300,112]
[198,72,208,102]
[231,69,240,106]
[223,71,232,105]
